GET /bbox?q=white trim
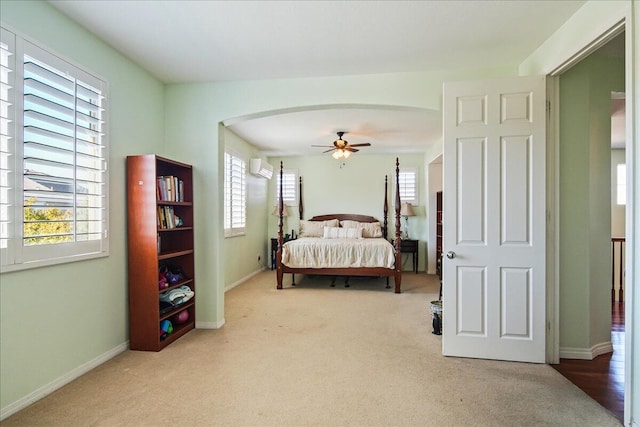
[559,342,613,360]
[548,20,625,76]
[591,341,615,359]
[0,341,128,421]
[224,267,264,292]
[546,76,560,364]
[1,250,108,273]
[196,319,226,329]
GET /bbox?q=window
[275,169,298,206]
[224,151,246,236]
[396,168,418,205]
[1,27,108,271]
[617,163,626,205]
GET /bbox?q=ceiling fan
[312,131,371,159]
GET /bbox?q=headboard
[277,158,400,244]
[308,214,379,223]
[308,214,386,239]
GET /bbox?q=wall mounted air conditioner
[250,158,274,179]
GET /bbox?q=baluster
[611,241,615,303]
[619,240,624,303]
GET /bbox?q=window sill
[1,250,109,274]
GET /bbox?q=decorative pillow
[340,220,383,238]
[323,226,363,239]
[299,219,339,237]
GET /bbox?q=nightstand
[400,239,418,273]
[270,236,294,270]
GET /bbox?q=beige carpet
[4,272,621,426]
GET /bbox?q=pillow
[323,226,363,239]
[299,219,339,237]
[340,220,383,238]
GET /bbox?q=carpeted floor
[3,271,621,426]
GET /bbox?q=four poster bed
[275,158,403,293]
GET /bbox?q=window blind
[0,29,15,260]
[224,152,246,234]
[276,169,297,205]
[398,169,417,204]
[22,43,106,247]
[617,164,626,205]
[1,26,109,270]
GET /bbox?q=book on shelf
[157,206,180,229]
[156,175,184,202]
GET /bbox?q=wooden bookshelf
[126,155,195,351]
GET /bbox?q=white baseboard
[559,341,613,360]
[590,341,613,358]
[224,267,265,292]
[201,266,264,329]
[196,319,225,329]
[0,341,128,421]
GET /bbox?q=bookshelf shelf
[127,154,195,351]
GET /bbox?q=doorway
[552,31,626,422]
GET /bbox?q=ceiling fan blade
[346,148,359,153]
[311,145,335,147]
[322,148,336,153]
[346,143,371,147]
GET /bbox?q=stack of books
[156,175,184,202]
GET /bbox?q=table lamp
[400,202,415,239]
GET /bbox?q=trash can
[430,300,442,335]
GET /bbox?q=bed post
[276,161,284,289]
[299,176,304,220]
[383,175,388,240]
[394,158,402,293]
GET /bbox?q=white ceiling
[49,0,588,156]
[223,106,442,157]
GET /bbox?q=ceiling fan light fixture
[315,131,369,158]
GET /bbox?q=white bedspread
[281,237,395,269]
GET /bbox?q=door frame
[545,16,633,425]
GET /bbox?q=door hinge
[546,100,551,114]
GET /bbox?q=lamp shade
[400,202,415,217]
[272,204,289,217]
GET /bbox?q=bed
[275,158,403,293]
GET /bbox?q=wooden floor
[553,302,625,422]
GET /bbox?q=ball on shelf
[173,310,189,325]
[160,319,173,334]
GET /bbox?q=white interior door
[442,76,546,363]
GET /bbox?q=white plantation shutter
[397,168,418,204]
[276,169,297,205]
[224,152,246,235]
[617,164,626,205]
[0,29,15,264]
[1,27,109,270]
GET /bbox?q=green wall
[0,0,165,414]
[520,1,637,422]
[559,52,624,351]
[267,153,428,272]
[164,66,516,330]
[223,129,269,290]
[5,0,638,423]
